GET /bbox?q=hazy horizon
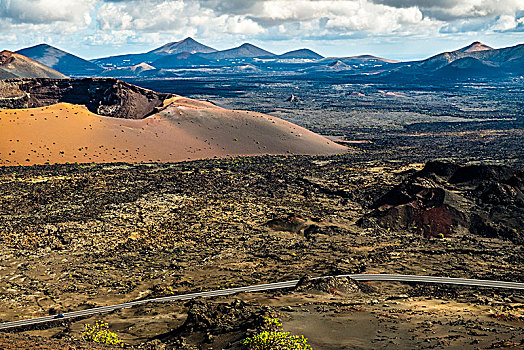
[1,0,523,61]
[4,36,524,62]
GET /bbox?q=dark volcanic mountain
[311,55,398,72]
[456,41,493,53]
[152,52,213,68]
[93,39,327,70]
[16,44,102,76]
[328,60,350,69]
[384,42,524,80]
[278,49,323,59]
[92,52,151,69]
[436,57,499,79]
[427,41,524,71]
[100,62,158,78]
[92,37,217,68]
[198,43,275,60]
[474,43,524,73]
[152,42,279,68]
[418,42,495,71]
[321,55,399,66]
[149,37,217,56]
[0,50,68,79]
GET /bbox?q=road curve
[0,274,522,331]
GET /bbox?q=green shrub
[82,320,121,345]
[243,317,311,350]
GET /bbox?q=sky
[1,0,523,60]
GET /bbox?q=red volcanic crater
[0,78,347,166]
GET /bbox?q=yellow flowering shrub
[243,317,311,350]
[81,320,121,345]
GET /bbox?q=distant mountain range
[92,37,217,68]
[93,39,322,70]
[3,39,523,81]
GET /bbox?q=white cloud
[94,0,441,40]
[1,0,523,58]
[0,0,96,48]
[96,0,189,32]
[371,0,524,20]
[94,0,264,42]
[0,0,96,25]
[324,2,426,33]
[224,16,266,35]
[490,15,518,31]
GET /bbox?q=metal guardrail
[0,274,522,331]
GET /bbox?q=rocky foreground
[0,155,522,349]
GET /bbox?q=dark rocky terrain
[0,152,522,349]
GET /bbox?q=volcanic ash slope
[0,97,346,166]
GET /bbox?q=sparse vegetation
[243,317,311,350]
[81,320,121,345]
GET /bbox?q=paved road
[0,274,522,331]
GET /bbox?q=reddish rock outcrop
[359,161,524,243]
